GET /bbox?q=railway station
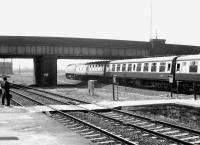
[1,36,200,87]
[0,35,200,144]
[1,0,200,144]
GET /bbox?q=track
[10,85,137,145]
[12,83,88,105]
[100,110,200,145]
[11,83,200,144]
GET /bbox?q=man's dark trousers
[1,94,6,105]
[2,93,10,106]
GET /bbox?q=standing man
[2,77,10,106]
[0,78,3,104]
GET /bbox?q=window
[159,62,166,72]
[117,64,121,71]
[133,64,136,71]
[122,64,126,71]
[189,61,198,73]
[151,63,157,72]
[167,63,171,71]
[136,63,142,72]
[128,64,132,71]
[112,64,115,72]
[143,63,149,72]
[176,63,180,72]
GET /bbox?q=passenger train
[65,54,200,92]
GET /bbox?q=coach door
[181,61,187,73]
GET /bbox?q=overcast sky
[0,0,199,69]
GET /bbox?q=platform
[24,99,200,113]
[25,104,106,112]
[97,99,200,108]
[1,99,200,145]
[0,105,93,145]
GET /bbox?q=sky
[0,0,199,69]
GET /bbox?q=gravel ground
[69,111,171,145]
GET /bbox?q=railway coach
[105,56,177,89]
[175,54,200,92]
[65,63,88,79]
[65,61,110,80]
[86,61,110,80]
[65,54,200,93]
[65,64,76,78]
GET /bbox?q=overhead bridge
[0,36,150,59]
[0,36,200,87]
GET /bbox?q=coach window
[159,62,166,72]
[112,64,115,72]
[133,64,136,71]
[151,63,157,72]
[128,64,132,71]
[176,63,180,72]
[189,61,198,73]
[117,64,121,72]
[122,64,126,71]
[136,63,142,72]
[143,63,149,72]
[167,63,171,72]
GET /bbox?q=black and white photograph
[0,0,200,144]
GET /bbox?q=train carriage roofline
[176,54,200,61]
[86,60,110,65]
[110,56,177,64]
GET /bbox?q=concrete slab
[25,104,105,113]
[0,105,93,145]
[24,99,200,113]
[96,99,200,109]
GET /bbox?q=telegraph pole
[150,0,153,40]
[150,0,154,52]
